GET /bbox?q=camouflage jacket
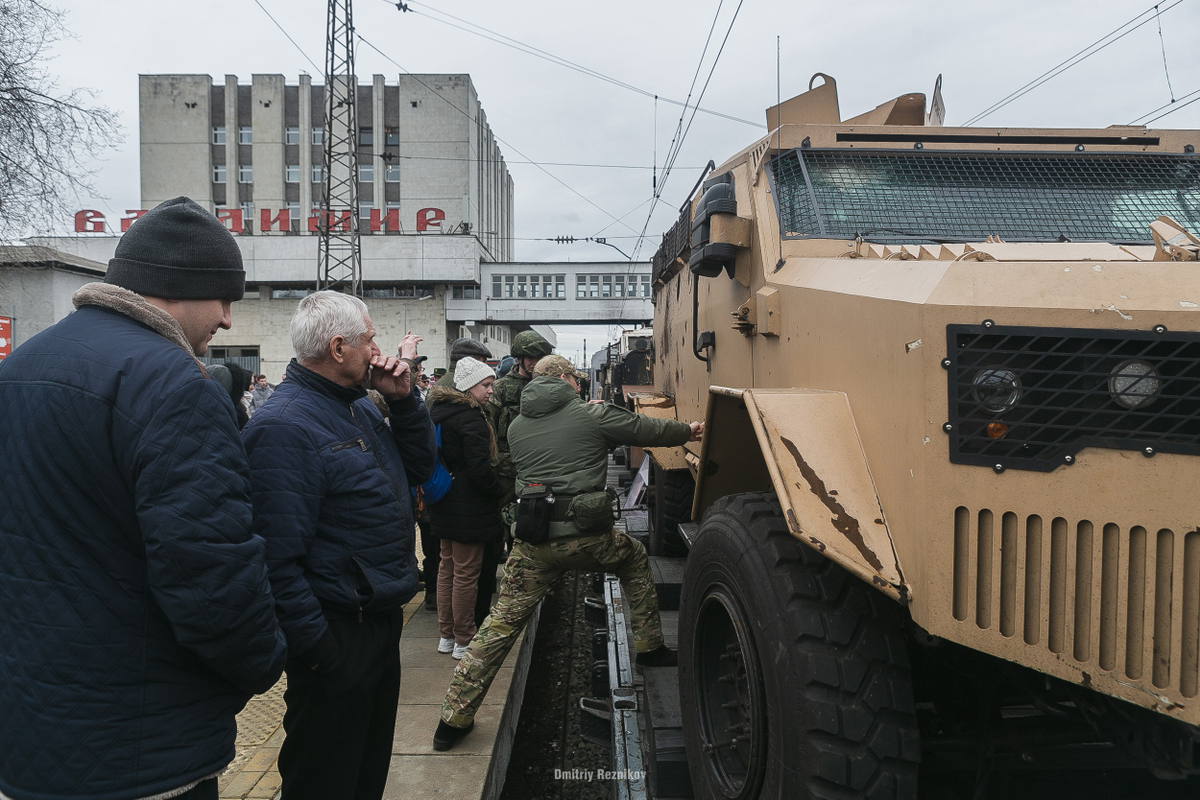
[484,370,530,484]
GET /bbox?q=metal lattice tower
[317,0,361,295]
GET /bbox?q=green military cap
[533,354,586,379]
[511,330,554,359]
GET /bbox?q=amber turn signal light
[986,422,1008,439]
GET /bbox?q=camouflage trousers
[440,528,663,727]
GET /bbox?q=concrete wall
[251,74,286,230]
[140,75,213,211]
[209,285,456,382]
[0,267,98,350]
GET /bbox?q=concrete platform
[220,587,534,800]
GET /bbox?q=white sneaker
[452,643,468,660]
[438,637,454,654]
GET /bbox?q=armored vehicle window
[769,149,1200,245]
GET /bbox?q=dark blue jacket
[0,302,287,800]
[242,361,436,659]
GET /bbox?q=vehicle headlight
[1109,359,1161,409]
[971,367,1022,414]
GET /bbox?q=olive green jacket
[508,376,691,538]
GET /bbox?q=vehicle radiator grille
[946,324,1200,472]
[951,508,1200,699]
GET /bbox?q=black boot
[433,719,474,751]
[635,645,678,668]
[423,593,437,611]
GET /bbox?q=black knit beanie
[448,337,492,367]
[106,197,245,300]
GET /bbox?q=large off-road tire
[679,492,920,800]
[649,463,694,557]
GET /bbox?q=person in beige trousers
[424,357,506,659]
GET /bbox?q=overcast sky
[35,0,1200,358]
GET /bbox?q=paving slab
[220,596,534,800]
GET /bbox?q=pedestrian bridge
[445,261,653,324]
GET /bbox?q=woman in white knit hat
[425,356,505,659]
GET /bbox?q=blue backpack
[416,424,453,504]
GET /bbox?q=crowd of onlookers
[0,196,694,800]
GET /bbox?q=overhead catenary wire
[247,1,643,247]
[631,0,745,261]
[1155,3,1177,102]
[251,0,323,74]
[962,0,1186,127]
[382,0,762,129]
[358,35,642,238]
[1129,85,1200,125]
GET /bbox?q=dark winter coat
[0,283,286,800]
[426,384,506,544]
[242,360,437,662]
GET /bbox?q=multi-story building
[139,72,513,262]
[27,72,526,378]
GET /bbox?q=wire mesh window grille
[946,324,1200,472]
[769,149,1200,244]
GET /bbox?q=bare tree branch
[0,0,123,238]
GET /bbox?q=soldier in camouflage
[485,330,555,511]
[432,355,704,751]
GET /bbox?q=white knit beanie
[454,356,495,391]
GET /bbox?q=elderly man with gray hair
[242,290,436,800]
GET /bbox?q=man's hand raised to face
[369,354,412,400]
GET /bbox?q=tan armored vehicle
[639,74,1200,797]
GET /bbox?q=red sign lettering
[74,210,105,233]
[120,209,148,232]
[307,210,351,233]
[71,207,449,235]
[369,208,400,232]
[0,316,11,361]
[417,207,445,232]
[260,208,291,232]
[216,208,243,233]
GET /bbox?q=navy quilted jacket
[242,361,436,657]
[0,304,287,800]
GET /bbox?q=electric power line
[631,0,745,260]
[1155,3,1177,102]
[963,0,1186,126]
[1129,85,1200,124]
[251,0,322,73]
[384,0,762,129]
[357,35,642,239]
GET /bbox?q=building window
[212,126,225,145]
[576,275,586,299]
[312,165,325,184]
[640,275,651,296]
[359,203,373,220]
[213,164,226,183]
[555,275,566,298]
[516,275,528,298]
[238,165,253,184]
[285,164,300,183]
[452,285,481,300]
[287,202,301,230]
[359,164,374,183]
[312,127,323,145]
[238,127,252,145]
[271,288,311,300]
[359,127,373,147]
[384,127,399,146]
[241,202,254,224]
[285,126,300,145]
[492,276,502,298]
[601,276,613,298]
[385,163,400,182]
[504,275,514,298]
